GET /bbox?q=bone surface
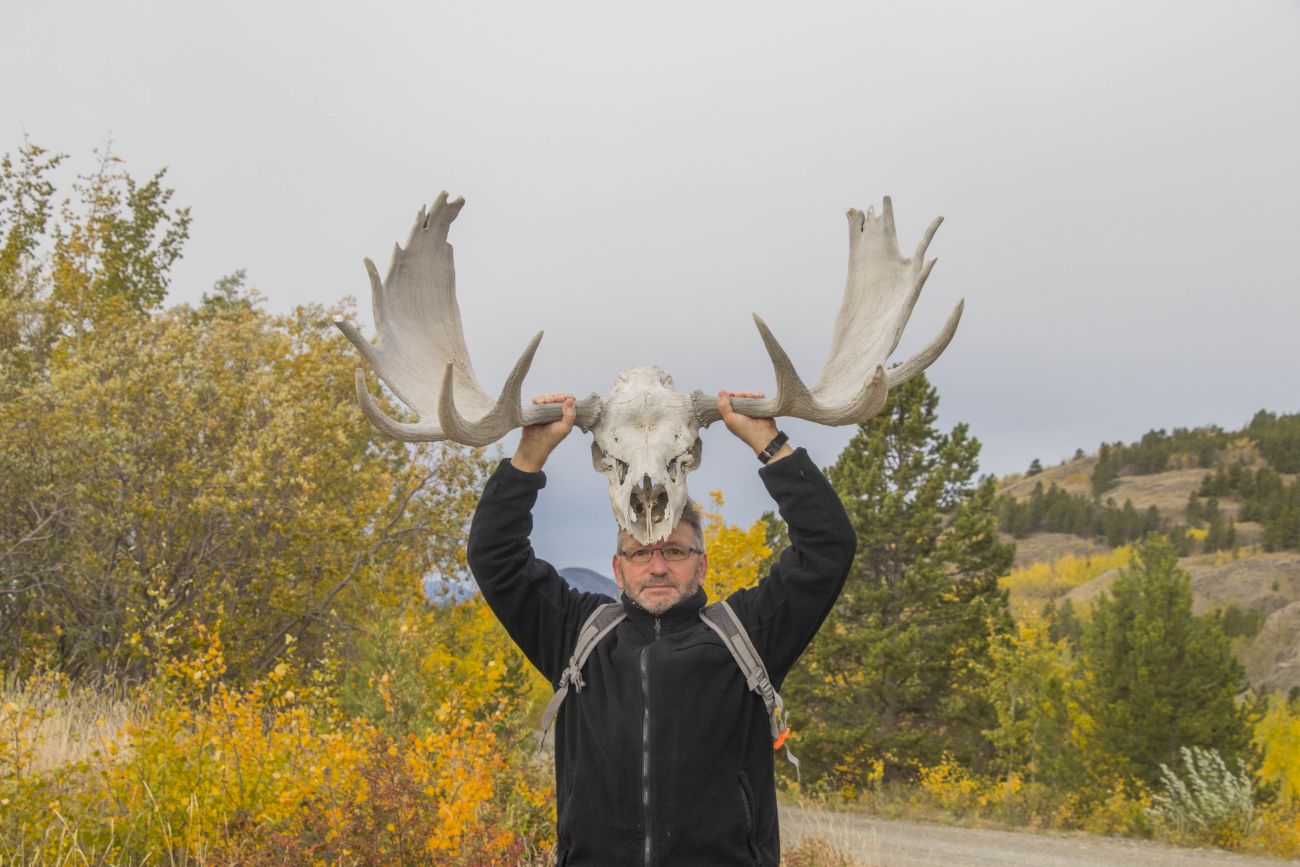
[590,367,701,544]
[335,193,962,541]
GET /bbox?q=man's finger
[532,392,575,405]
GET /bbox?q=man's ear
[696,551,708,588]
[612,555,625,591]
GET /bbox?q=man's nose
[647,548,670,574]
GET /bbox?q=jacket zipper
[640,617,661,867]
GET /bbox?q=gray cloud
[6,0,1298,574]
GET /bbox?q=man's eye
[663,546,688,559]
[632,548,653,560]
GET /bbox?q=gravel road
[779,805,1298,866]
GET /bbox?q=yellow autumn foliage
[2,294,494,685]
[1000,547,1132,615]
[1255,696,1300,806]
[701,491,773,599]
[0,609,555,865]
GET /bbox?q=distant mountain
[425,568,618,605]
[559,567,619,597]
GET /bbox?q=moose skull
[335,192,964,551]
[589,367,703,543]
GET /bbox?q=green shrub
[1149,746,1255,847]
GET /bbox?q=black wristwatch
[757,431,789,464]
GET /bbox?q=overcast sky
[6,1,1299,576]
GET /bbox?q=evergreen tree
[1092,443,1120,495]
[1079,535,1252,787]
[756,509,789,578]
[783,374,1014,786]
[1044,597,1083,646]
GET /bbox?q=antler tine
[886,299,964,389]
[351,369,448,442]
[336,313,448,442]
[435,332,608,443]
[704,199,959,431]
[689,311,811,428]
[880,214,944,361]
[702,315,817,423]
[334,193,543,446]
[439,332,545,447]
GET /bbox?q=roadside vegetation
[2,141,1297,863]
[774,371,1300,859]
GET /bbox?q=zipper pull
[654,618,661,639]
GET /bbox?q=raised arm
[716,396,856,682]
[467,393,605,684]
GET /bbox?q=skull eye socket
[616,459,628,485]
[665,451,692,482]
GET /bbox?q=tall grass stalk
[2,670,138,774]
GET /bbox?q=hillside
[997,410,1300,693]
[1055,551,1300,694]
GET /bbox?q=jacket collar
[620,587,708,626]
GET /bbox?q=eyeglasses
[618,544,703,565]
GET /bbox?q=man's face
[612,520,708,615]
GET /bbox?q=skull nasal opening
[629,475,670,529]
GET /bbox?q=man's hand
[511,393,576,473]
[717,391,793,465]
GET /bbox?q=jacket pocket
[738,771,762,865]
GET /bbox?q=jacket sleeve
[723,447,857,684]
[466,459,610,685]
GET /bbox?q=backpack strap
[538,602,626,748]
[700,600,800,779]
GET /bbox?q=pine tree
[783,374,1014,786]
[1093,443,1120,495]
[1044,597,1083,646]
[1079,535,1252,787]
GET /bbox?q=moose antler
[333,193,596,446]
[337,193,962,541]
[693,197,962,428]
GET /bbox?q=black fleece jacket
[466,448,856,867]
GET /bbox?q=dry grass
[1061,547,1300,616]
[1103,468,1213,520]
[998,456,1096,501]
[782,835,864,867]
[1007,532,1111,570]
[2,671,138,774]
[781,801,879,866]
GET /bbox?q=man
[466,390,856,866]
